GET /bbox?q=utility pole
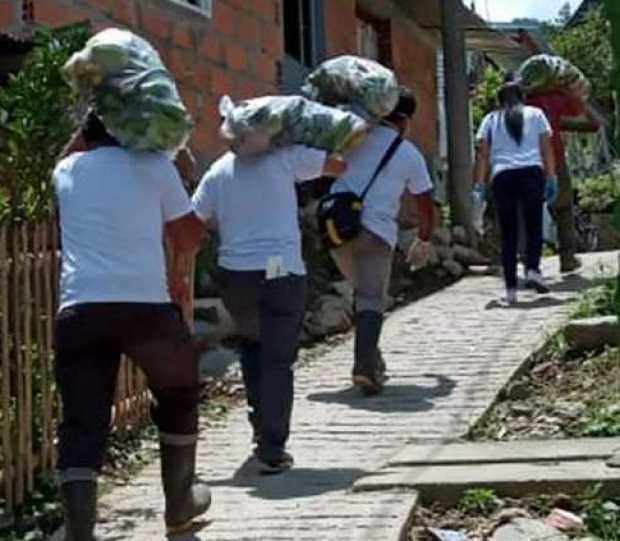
[441,0,473,228]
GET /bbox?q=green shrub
[577,174,618,213]
[0,24,90,224]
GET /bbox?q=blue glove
[472,183,486,201]
[545,176,559,205]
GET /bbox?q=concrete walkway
[57,252,617,541]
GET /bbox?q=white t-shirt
[54,147,191,310]
[476,105,552,179]
[192,146,326,275]
[331,125,433,248]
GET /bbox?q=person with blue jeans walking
[192,146,345,473]
[474,82,558,305]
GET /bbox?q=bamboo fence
[0,216,194,515]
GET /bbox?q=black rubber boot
[352,310,384,396]
[60,480,97,541]
[160,441,212,534]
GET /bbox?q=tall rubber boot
[59,480,97,541]
[160,439,212,535]
[352,310,384,396]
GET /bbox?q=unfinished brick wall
[323,0,439,159]
[391,18,439,158]
[1,0,284,165]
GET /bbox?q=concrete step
[387,437,620,467]
[354,459,620,506]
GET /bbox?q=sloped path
[53,251,618,541]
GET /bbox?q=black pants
[54,303,199,473]
[492,166,545,289]
[218,269,306,461]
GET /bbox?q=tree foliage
[0,24,90,224]
[471,65,504,133]
[549,6,612,104]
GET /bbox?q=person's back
[54,147,188,309]
[53,116,211,539]
[193,145,326,275]
[479,105,550,179]
[331,125,430,248]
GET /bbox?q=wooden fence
[0,217,161,514]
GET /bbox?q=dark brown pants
[54,303,199,473]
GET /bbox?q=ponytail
[497,82,525,145]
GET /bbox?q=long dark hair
[497,82,525,145]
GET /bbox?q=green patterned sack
[63,28,192,154]
[302,55,399,120]
[219,95,369,157]
[518,54,591,98]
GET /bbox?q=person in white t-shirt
[192,145,345,473]
[474,82,557,305]
[53,113,209,539]
[329,87,435,395]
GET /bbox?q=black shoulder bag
[317,135,402,249]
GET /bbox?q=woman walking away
[474,82,558,305]
[54,113,208,539]
[329,86,435,396]
[192,145,346,474]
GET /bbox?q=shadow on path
[306,374,456,413]
[484,295,573,311]
[208,458,367,500]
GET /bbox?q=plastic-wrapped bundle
[63,28,192,154]
[518,54,591,98]
[219,95,369,157]
[302,55,399,120]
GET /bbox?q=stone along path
[57,251,618,541]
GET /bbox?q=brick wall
[0,0,20,29]
[0,0,283,165]
[323,0,439,158]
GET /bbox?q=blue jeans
[218,269,306,461]
[493,166,545,289]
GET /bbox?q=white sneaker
[525,270,550,294]
[501,289,517,306]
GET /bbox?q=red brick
[112,0,138,27]
[178,84,201,119]
[225,42,247,72]
[34,3,92,27]
[168,48,196,86]
[140,6,171,41]
[261,28,282,57]
[194,62,212,91]
[253,0,277,23]
[253,53,276,84]
[82,0,115,14]
[173,23,194,49]
[237,14,260,45]
[210,67,235,98]
[235,78,253,99]
[213,1,237,37]
[0,2,15,26]
[199,33,224,64]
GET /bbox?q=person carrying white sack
[191,142,346,474]
[328,86,435,396]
